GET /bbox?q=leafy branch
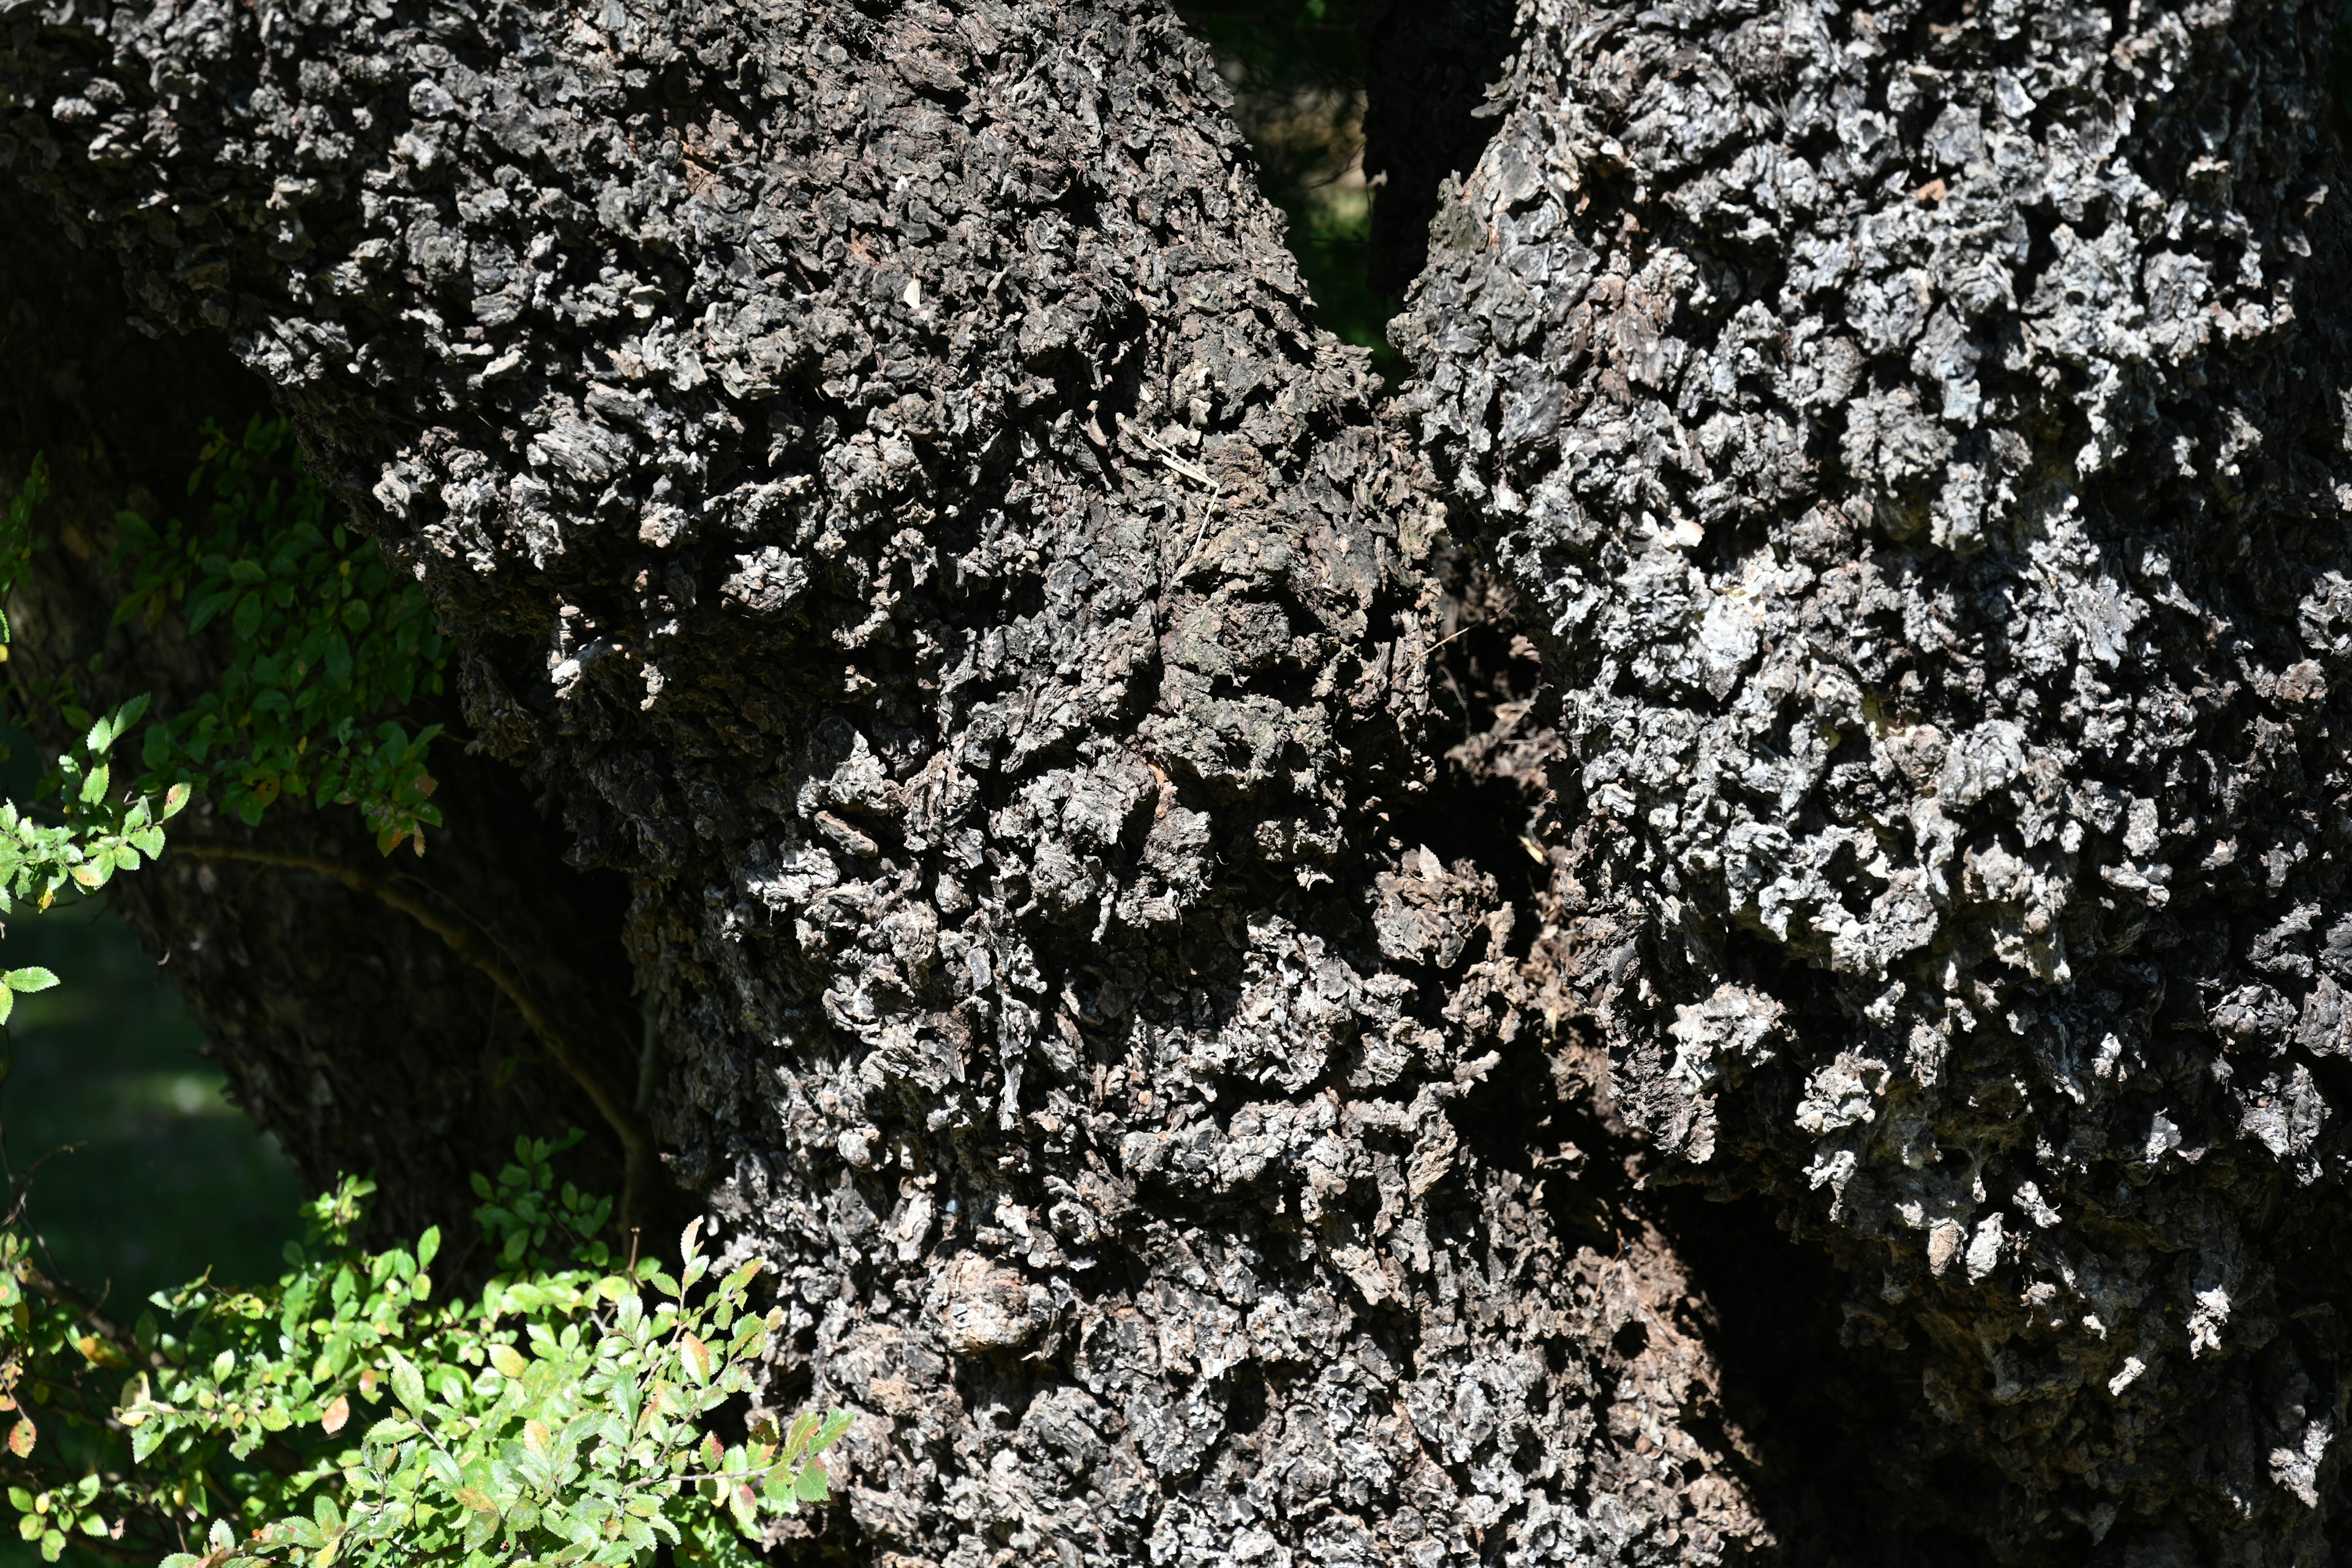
[0,1139,848,1568]
[111,418,448,856]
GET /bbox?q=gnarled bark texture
[10,0,2352,1559]
[1,2,1779,1565]
[1397,0,2352,1558]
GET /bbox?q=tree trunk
[0,2,1784,1564]
[1396,0,2352,1559]
[2,0,2348,1563]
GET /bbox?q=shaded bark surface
[1396,0,2352,1558]
[0,187,645,1245]
[0,2,1782,1566]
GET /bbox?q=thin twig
[168,841,658,1232]
[1425,617,1491,658]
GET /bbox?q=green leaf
[387,1352,428,1418]
[418,1224,441,1270]
[2,968,55,994]
[793,1461,829,1503]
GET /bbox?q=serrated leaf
[7,1417,34,1457]
[681,1334,711,1387]
[4,968,56,995]
[794,1459,829,1502]
[489,1344,530,1380]
[320,1395,349,1435]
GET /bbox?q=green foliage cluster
[113,421,447,856]
[0,699,192,931]
[1,466,195,923]
[0,1133,846,1568]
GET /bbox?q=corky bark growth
[9,0,2352,1560]
[1,1,1780,1564]
[1397,0,2352,1557]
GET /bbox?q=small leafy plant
[0,698,194,945]
[0,1134,848,1568]
[113,418,448,855]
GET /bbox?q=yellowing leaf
[7,1417,33,1458]
[488,1344,529,1380]
[75,1335,127,1370]
[682,1334,712,1387]
[320,1396,349,1436]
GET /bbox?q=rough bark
[0,2,1786,1566]
[11,0,2351,1559]
[1396,0,2352,1559]
[0,186,647,1246]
